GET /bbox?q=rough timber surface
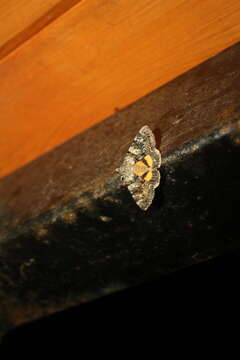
[0,119,240,340]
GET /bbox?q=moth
[116,125,161,210]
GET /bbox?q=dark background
[2,252,239,346]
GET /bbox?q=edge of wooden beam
[0,42,239,227]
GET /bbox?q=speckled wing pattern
[117,126,161,210]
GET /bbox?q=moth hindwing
[117,125,161,210]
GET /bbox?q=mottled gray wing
[152,149,161,169]
[128,180,155,211]
[128,125,156,159]
[117,125,161,210]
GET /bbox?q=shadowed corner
[2,251,240,346]
[0,307,13,345]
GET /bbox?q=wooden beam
[0,0,240,178]
[0,43,239,226]
[1,111,240,340]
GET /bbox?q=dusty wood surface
[0,43,239,227]
[0,0,240,177]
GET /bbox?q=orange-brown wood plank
[0,0,61,48]
[0,0,240,178]
[0,0,83,60]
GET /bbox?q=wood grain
[0,0,60,48]
[0,0,83,59]
[0,0,240,178]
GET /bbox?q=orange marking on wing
[134,161,148,176]
[144,171,153,181]
[144,155,153,167]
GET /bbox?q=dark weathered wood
[0,43,239,227]
[0,119,240,340]
[2,253,240,345]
